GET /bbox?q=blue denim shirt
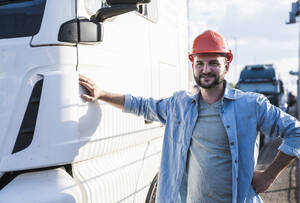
[123,83,300,203]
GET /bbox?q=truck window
[0,0,46,39]
[84,0,158,23]
[238,83,280,94]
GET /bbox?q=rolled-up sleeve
[123,94,171,124]
[256,94,300,158]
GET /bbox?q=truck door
[74,0,164,202]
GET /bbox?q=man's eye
[210,62,219,66]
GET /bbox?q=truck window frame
[0,0,47,39]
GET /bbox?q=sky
[188,0,299,94]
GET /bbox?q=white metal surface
[0,70,80,171]
[31,0,76,46]
[75,0,189,202]
[73,139,162,203]
[0,0,189,202]
[76,103,164,161]
[0,41,77,172]
[0,168,82,203]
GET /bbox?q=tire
[145,172,158,203]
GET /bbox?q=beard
[194,73,225,89]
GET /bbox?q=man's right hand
[79,75,125,109]
[79,74,103,102]
[79,74,125,109]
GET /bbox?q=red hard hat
[189,30,233,63]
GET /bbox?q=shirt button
[226,125,230,128]
[235,160,237,163]
[221,109,224,113]
[236,178,239,181]
[230,142,234,146]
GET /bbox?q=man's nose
[202,63,210,73]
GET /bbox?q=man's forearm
[98,91,125,110]
[264,151,296,180]
[252,151,297,193]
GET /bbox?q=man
[79,30,300,203]
[287,92,297,118]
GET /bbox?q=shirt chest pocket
[168,115,185,143]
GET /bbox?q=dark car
[236,64,285,108]
[236,64,286,149]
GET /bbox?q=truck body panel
[0,0,189,202]
[0,168,82,203]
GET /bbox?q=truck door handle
[144,120,153,124]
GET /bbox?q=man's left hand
[251,170,276,193]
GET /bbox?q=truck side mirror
[90,5,138,23]
[91,0,151,23]
[107,0,151,4]
[58,18,103,43]
[59,0,151,43]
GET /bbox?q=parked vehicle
[236,64,286,110]
[0,0,189,202]
[236,64,286,148]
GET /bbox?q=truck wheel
[145,172,158,203]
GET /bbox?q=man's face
[192,54,228,89]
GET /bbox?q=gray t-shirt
[179,98,232,203]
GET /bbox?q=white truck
[0,0,189,202]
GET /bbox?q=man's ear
[225,62,229,73]
[191,62,195,70]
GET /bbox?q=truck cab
[236,64,286,111]
[0,0,189,202]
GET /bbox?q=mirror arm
[91,4,138,23]
[107,0,151,4]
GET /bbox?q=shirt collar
[223,81,237,100]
